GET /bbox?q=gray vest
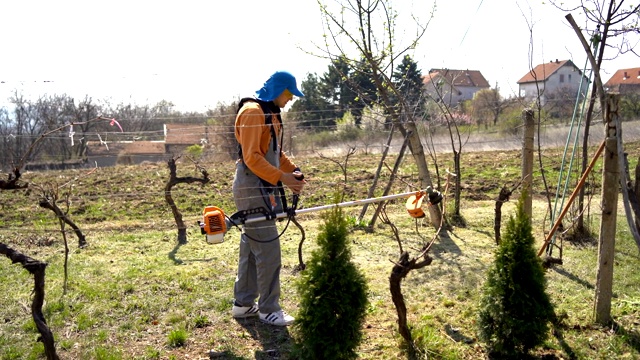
[233,119,283,215]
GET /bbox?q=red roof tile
[604,67,640,87]
[517,59,580,84]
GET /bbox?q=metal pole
[537,140,606,256]
[240,189,428,225]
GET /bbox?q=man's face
[273,89,294,108]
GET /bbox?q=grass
[167,328,188,348]
[0,142,639,359]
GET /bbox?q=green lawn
[1,144,639,359]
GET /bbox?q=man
[231,71,306,326]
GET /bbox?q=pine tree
[477,192,555,359]
[391,54,425,119]
[290,73,333,129]
[293,204,368,360]
[319,57,354,123]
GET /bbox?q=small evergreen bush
[477,192,554,359]
[294,204,368,360]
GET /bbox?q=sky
[1,0,638,113]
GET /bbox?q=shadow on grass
[234,317,293,359]
[431,230,462,257]
[551,320,577,360]
[444,323,475,344]
[613,321,640,354]
[168,242,185,264]
[207,349,246,359]
[549,319,640,360]
[168,241,216,265]
[550,266,594,290]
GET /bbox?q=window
[559,74,565,83]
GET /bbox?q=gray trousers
[232,163,282,314]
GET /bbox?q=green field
[1,144,639,359]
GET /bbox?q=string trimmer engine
[198,206,228,244]
[198,186,443,244]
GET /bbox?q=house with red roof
[604,67,640,95]
[163,124,209,155]
[85,124,211,167]
[86,141,166,167]
[423,69,491,107]
[517,59,590,106]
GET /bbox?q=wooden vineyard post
[594,93,620,325]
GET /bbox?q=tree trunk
[635,157,640,234]
[389,251,433,359]
[368,132,410,229]
[522,109,535,217]
[358,125,395,222]
[397,122,443,227]
[494,186,511,245]
[453,150,461,217]
[165,158,209,245]
[38,197,87,248]
[390,252,413,345]
[0,243,60,360]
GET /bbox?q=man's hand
[280,171,306,194]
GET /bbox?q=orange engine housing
[202,206,227,243]
[405,193,426,218]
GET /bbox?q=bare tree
[315,0,442,227]
[7,92,45,166]
[165,156,210,245]
[1,116,116,190]
[105,100,176,140]
[318,146,357,200]
[0,243,60,359]
[206,100,240,161]
[1,94,109,171]
[423,70,477,221]
[471,88,509,128]
[66,96,101,159]
[381,173,449,357]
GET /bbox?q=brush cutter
[198,187,443,244]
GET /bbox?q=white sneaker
[259,310,295,326]
[232,302,259,318]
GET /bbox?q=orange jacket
[235,101,297,185]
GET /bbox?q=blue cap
[255,71,305,101]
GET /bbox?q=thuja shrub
[477,192,554,359]
[293,204,368,360]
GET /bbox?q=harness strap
[237,97,280,159]
[236,97,288,219]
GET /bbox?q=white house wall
[520,64,588,106]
